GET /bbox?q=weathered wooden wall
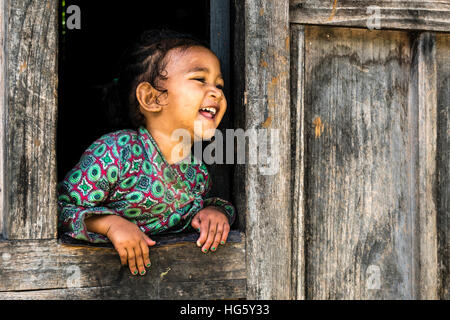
[290,0,450,32]
[3,0,58,240]
[232,0,247,234]
[305,26,417,299]
[413,31,439,300]
[289,3,449,299]
[0,232,246,299]
[207,0,234,204]
[436,33,449,300]
[0,0,6,236]
[240,0,293,299]
[290,23,306,300]
[0,0,448,300]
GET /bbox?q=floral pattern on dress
[57,126,235,243]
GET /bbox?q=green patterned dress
[57,126,235,243]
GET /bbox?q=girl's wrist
[205,205,228,216]
[85,214,124,236]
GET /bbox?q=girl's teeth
[200,107,216,115]
[199,107,216,119]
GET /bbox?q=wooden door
[234,0,449,299]
[290,1,449,299]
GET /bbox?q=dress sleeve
[57,134,122,243]
[201,172,236,226]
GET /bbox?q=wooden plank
[4,0,58,239]
[290,24,306,300]
[0,232,246,299]
[208,0,234,204]
[0,286,157,300]
[211,0,231,103]
[290,0,450,32]
[59,229,243,248]
[411,32,438,300]
[243,0,292,299]
[0,0,6,237]
[0,280,247,300]
[304,26,415,299]
[159,279,246,300]
[232,0,246,232]
[436,33,450,300]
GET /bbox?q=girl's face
[152,46,227,141]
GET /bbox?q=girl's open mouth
[199,107,217,120]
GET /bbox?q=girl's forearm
[84,215,125,236]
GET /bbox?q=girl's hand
[100,216,156,276]
[190,206,230,253]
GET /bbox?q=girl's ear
[136,82,162,113]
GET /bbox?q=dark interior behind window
[57,0,210,179]
[57,1,239,236]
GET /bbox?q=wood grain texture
[436,33,450,300]
[0,0,6,236]
[0,280,247,300]
[59,229,243,248]
[208,0,234,205]
[232,0,247,232]
[0,232,246,299]
[304,26,415,299]
[411,32,438,300]
[4,0,58,239]
[290,0,450,32]
[290,24,306,300]
[244,0,292,299]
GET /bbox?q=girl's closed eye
[193,77,206,83]
[193,78,224,90]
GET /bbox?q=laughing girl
[57,29,235,276]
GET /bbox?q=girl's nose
[209,85,223,99]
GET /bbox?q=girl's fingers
[117,240,151,276]
[196,219,210,248]
[190,214,201,231]
[116,247,128,266]
[220,222,230,245]
[202,222,217,253]
[210,223,224,252]
[140,238,151,269]
[143,234,156,247]
[126,247,137,275]
[133,246,146,276]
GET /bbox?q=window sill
[59,230,242,248]
[0,231,246,299]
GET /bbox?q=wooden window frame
[0,0,247,300]
[1,0,449,300]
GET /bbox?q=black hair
[101,29,210,129]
